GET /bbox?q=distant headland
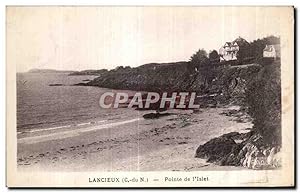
[27,68,76,74]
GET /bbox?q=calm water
[17,73,134,132]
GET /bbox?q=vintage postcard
[6,6,294,187]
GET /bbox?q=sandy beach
[17,106,252,172]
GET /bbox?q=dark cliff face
[216,60,281,146]
[212,64,263,104]
[86,61,202,92]
[245,60,281,146]
[208,61,281,146]
[85,60,264,97]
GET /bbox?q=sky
[7,6,287,72]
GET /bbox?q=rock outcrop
[195,133,240,163]
[195,132,282,169]
[84,61,204,92]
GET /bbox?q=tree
[189,49,216,92]
[209,50,220,63]
[190,49,208,62]
[233,37,251,61]
[115,66,124,70]
[237,44,251,61]
[190,49,208,70]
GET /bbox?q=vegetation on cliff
[246,60,281,146]
[85,61,194,92]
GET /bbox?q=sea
[17,72,136,133]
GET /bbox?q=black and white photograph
[6,6,294,187]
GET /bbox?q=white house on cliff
[219,37,250,62]
[219,42,239,61]
[263,44,280,59]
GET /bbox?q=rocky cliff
[83,60,263,98]
[85,61,198,92]
[80,59,281,169]
[195,59,282,169]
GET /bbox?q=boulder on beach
[49,84,64,86]
[195,135,239,163]
[143,112,171,119]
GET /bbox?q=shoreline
[17,106,253,172]
[18,117,141,144]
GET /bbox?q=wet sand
[17,106,252,171]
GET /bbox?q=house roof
[224,41,239,48]
[263,44,281,57]
[264,44,280,52]
[263,45,272,52]
[224,42,232,47]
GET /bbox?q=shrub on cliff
[245,60,281,146]
[209,50,220,63]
